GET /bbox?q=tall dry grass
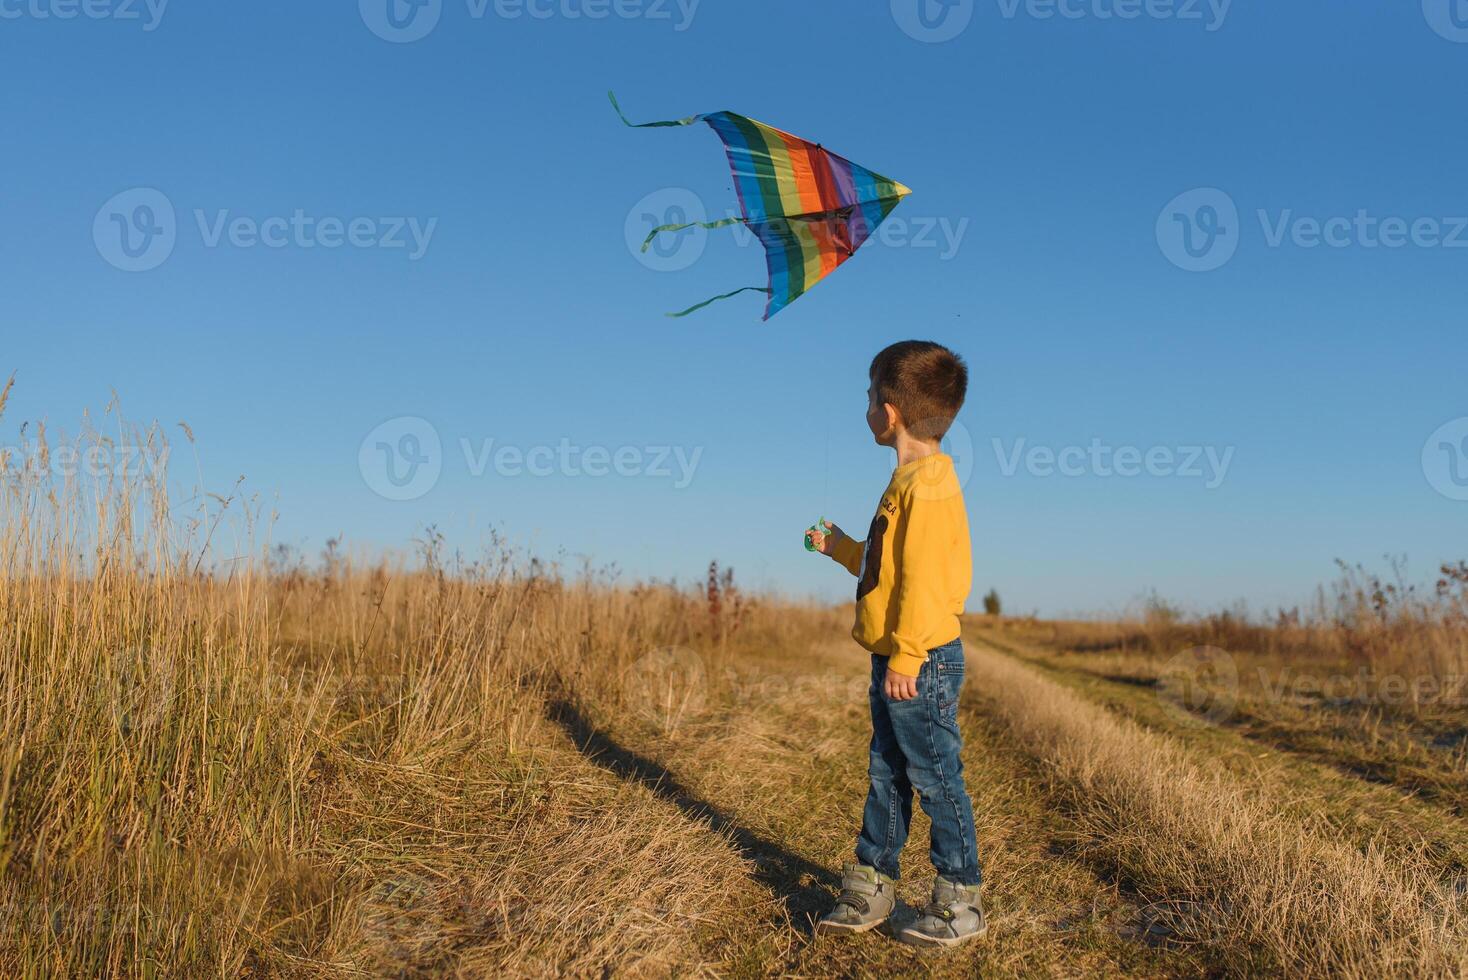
[8,399,1465,976]
[1012,563,1468,722]
[0,409,827,976]
[965,641,1468,977]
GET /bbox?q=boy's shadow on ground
[548,698,881,936]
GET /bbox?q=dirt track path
[978,631,1468,877]
[554,638,1209,977]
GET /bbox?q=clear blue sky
[3,1,1465,616]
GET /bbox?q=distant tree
[982,589,1002,617]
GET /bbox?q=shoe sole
[815,916,890,936]
[899,923,988,948]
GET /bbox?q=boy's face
[866,381,898,447]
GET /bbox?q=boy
[807,340,983,948]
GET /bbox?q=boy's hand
[806,518,845,556]
[883,667,918,701]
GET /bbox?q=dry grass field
[3,411,1466,977]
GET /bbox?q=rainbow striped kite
[612,93,912,320]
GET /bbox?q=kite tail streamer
[608,91,702,128]
[640,216,745,253]
[610,95,763,317]
[666,286,772,318]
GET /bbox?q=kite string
[825,423,831,516]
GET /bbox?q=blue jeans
[855,639,981,885]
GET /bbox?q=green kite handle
[804,517,829,552]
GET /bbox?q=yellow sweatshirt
[829,453,972,676]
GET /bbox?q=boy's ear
[884,402,902,433]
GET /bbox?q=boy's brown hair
[869,340,968,440]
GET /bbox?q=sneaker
[899,876,986,948]
[815,862,896,935]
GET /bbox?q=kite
[611,93,912,320]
